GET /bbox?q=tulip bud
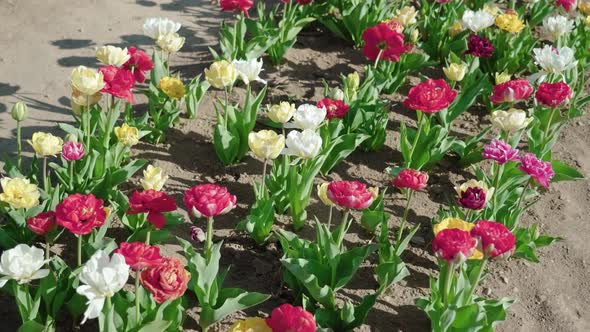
[11,102,28,122]
[329,88,345,101]
[443,63,467,82]
[346,72,360,91]
[410,29,420,43]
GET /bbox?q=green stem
[335,209,350,249]
[43,157,48,192]
[69,160,75,191]
[327,205,333,229]
[491,163,503,213]
[374,49,384,69]
[396,190,414,248]
[443,261,456,306]
[260,159,268,195]
[77,235,83,267]
[464,209,473,222]
[205,217,214,263]
[223,88,229,130]
[45,236,50,263]
[145,230,151,245]
[103,96,113,148]
[516,178,531,212]
[465,258,487,304]
[542,107,557,150]
[407,112,424,169]
[135,273,141,325]
[16,121,22,170]
[85,95,91,150]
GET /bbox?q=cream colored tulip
[443,63,467,82]
[204,60,238,89]
[141,165,168,191]
[96,46,130,67]
[156,33,185,54]
[317,183,334,206]
[248,130,285,160]
[494,71,511,85]
[114,124,139,146]
[0,177,40,209]
[392,6,418,27]
[491,108,532,132]
[267,102,295,124]
[70,66,105,96]
[28,132,63,157]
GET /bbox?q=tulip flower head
[183,184,237,218]
[461,9,495,33]
[470,220,515,259]
[482,139,519,165]
[159,77,186,99]
[205,60,238,89]
[361,22,409,62]
[490,108,532,132]
[28,132,63,157]
[316,98,350,120]
[156,32,185,54]
[62,141,85,161]
[266,303,316,332]
[141,165,168,191]
[283,129,323,159]
[70,66,105,96]
[535,81,571,108]
[433,218,483,260]
[56,193,107,235]
[443,63,467,82]
[466,34,494,58]
[143,17,182,40]
[0,244,49,288]
[391,168,428,191]
[518,153,555,188]
[542,15,575,42]
[0,177,40,209]
[127,190,178,229]
[267,102,296,124]
[403,79,457,113]
[432,228,477,265]
[96,45,130,67]
[495,13,524,33]
[248,130,285,160]
[533,45,578,80]
[27,211,57,235]
[124,46,154,83]
[489,79,533,105]
[317,183,335,206]
[287,104,327,130]
[229,317,271,332]
[140,257,190,303]
[455,179,494,210]
[232,58,266,85]
[114,123,140,146]
[77,251,129,323]
[327,180,376,210]
[114,242,163,270]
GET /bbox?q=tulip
[317,98,349,120]
[283,129,322,159]
[27,211,56,236]
[287,104,327,130]
[491,108,532,132]
[96,45,130,67]
[28,132,63,157]
[495,13,524,33]
[114,242,163,271]
[494,71,511,85]
[362,22,409,65]
[76,251,129,323]
[461,9,495,33]
[70,66,105,96]
[466,34,494,58]
[403,79,458,113]
[143,17,182,40]
[204,60,238,89]
[229,317,271,332]
[391,6,418,27]
[482,139,519,165]
[585,15,590,27]
[232,58,266,85]
[518,153,554,189]
[156,32,185,54]
[580,0,590,14]
[71,88,102,112]
[159,76,186,99]
[433,218,483,260]
[266,303,316,332]
[141,165,168,191]
[317,182,335,228]
[433,228,476,267]
[11,102,27,169]
[535,81,572,108]
[541,15,574,42]
[489,79,533,105]
[0,244,49,288]
[248,130,285,161]
[0,177,40,209]
[391,168,428,246]
[62,141,85,161]
[443,63,467,82]
[124,46,154,83]
[190,226,206,242]
[140,257,190,304]
[267,102,296,124]
[127,189,178,231]
[449,21,463,36]
[533,45,577,81]
[114,123,140,146]
[346,72,360,91]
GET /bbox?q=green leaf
[551,159,584,182]
[17,321,45,332]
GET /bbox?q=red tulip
[535,82,571,108]
[316,98,350,120]
[457,187,487,210]
[124,46,154,83]
[391,169,428,191]
[114,242,163,270]
[266,303,316,332]
[466,35,494,58]
[362,22,410,62]
[470,220,515,258]
[489,79,533,105]
[140,257,190,304]
[556,0,576,11]
[27,211,56,235]
[432,228,476,264]
[327,180,375,210]
[183,184,237,218]
[98,65,135,103]
[56,194,107,235]
[127,190,178,229]
[403,79,457,113]
[220,0,254,17]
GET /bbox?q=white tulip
[96,46,130,67]
[541,15,575,41]
[532,45,578,81]
[0,244,49,288]
[143,17,182,40]
[76,251,129,324]
[329,88,345,101]
[231,58,266,85]
[461,10,495,32]
[156,32,185,54]
[140,165,168,191]
[491,108,533,132]
[283,129,323,159]
[286,104,327,130]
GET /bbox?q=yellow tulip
[580,1,590,15]
[96,45,130,67]
[204,60,238,89]
[156,33,185,54]
[159,77,186,99]
[449,21,463,37]
[433,218,483,260]
[70,66,105,96]
[585,16,590,27]
[0,177,40,209]
[495,13,525,34]
[317,183,334,206]
[443,63,467,82]
[494,71,511,84]
[484,4,501,17]
[229,317,271,332]
[267,102,295,124]
[114,123,139,146]
[28,132,63,157]
[141,165,168,191]
[71,87,102,114]
[248,130,285,160]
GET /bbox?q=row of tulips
[0,0,588,331]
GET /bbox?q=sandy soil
[0,1,589,331]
